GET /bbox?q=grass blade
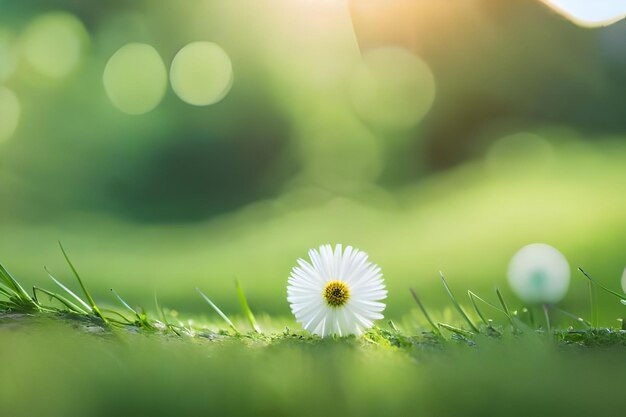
[110,289,137,316]
[196,288,238,332]
[495,288,518,328]
[46,268,93,313]
[154,293,180,336]
[439,271,479,333]
[410,288,441,336]
[100,308,134,324]
[0,264,31,298]
[468,290,506,314]
[0,281,17,298]
[235,279,260,333]
[111,289,154,329]
[467,290,490,327]
[388,320,399,332]
[0,263,39,310]
[32,286,89,314]
[58,242,107,323]
[495,288,512,317]
[551,305,591,328]
[438,322,474,338]
[578,267,626,300]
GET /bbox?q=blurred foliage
[0,0,625,324]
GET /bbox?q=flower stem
[588,280,598,328]
[542,304,551,334]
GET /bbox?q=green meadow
[2,1,626,416]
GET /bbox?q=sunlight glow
[103,43,167,115]
[20,12,88,78]
[169,42,233,106]
[540,0,626,27]
[0,87,20,142]
[349,47,435,130]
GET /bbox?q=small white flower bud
[507,243,570,304]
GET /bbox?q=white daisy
[287,244,386,337]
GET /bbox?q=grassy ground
[1,312,625,417]
[2,253,625,417]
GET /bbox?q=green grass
[1,247,624,340]
[1,312,625,417]
[1,248,625,417]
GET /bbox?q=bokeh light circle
[20,12,88,78]
[349,47,435,130]
[169,41,233,106]
[103,43,167,115]
[0,29,18,81]
[0,87,20,142]
[508,243,570,304]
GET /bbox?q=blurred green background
[1,0,625,324]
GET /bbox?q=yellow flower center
[323,280,350,307]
